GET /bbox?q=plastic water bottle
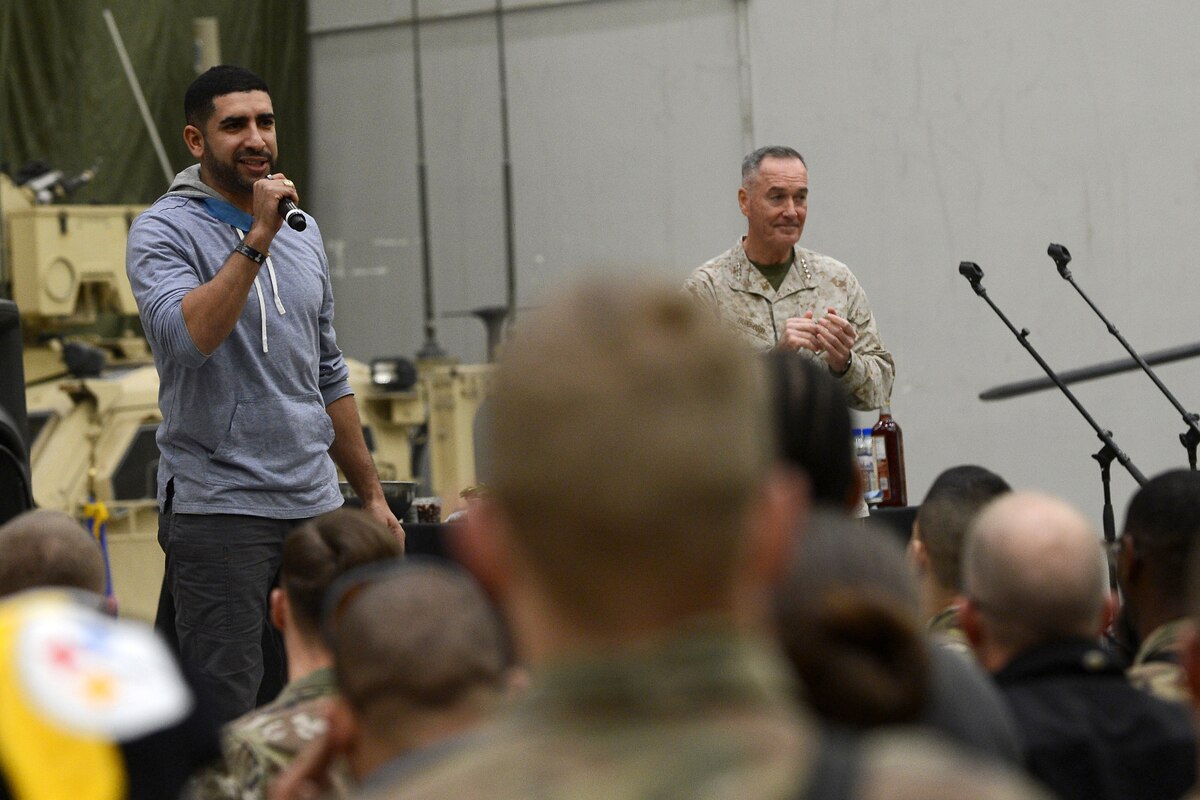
[855,428,881,504]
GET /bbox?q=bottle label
[872,438,890,499]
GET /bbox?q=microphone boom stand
[958,261,1147,552]
[411,0,446,360]
[1047,243,1200,471]
[494,0,517,326]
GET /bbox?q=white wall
[309,0,1200,529]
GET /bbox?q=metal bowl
[338,480,418,519]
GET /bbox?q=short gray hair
[742,145,806,184]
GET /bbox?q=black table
[867,505,917,544]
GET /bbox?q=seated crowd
[5,279,1200,800]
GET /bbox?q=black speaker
[0,300,33,524]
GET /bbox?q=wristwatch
[832,350,853,378]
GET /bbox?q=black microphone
[1047,243,1071,277]
[958,261,986,295]
[267,174,307,231]
[279,197,307,231]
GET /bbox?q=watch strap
[233,242,267,265]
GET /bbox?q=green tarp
[0,0,308,205]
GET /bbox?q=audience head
[327,560,508,779]
[476,279,794,639]
[766,350,859,511]
[278,507,403,639]
[772,510,928,728]
[1118,469,1200,634]
[0,509,105,597]
[911,465,1011,596]
[962,492,1109,670]
[1180,531,1200,708]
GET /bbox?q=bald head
[963,492,1108,652]
[0,510,106,597]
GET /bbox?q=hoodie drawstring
[235,228,287,353]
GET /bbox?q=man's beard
[201,146,274,199]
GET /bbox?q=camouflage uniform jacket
[1128,619,1190,704]
[362,625,1051,800]
[363,626,816,799]
[190,667,345,800]
[685,239,895,410]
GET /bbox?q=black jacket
[995,637,1195,800]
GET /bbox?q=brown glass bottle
[871,404,907,507]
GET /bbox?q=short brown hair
[772,511,928,728]
[282,508,402,635]
[489,280,773,624]
[0,509,106,597]
[333,561,507,717]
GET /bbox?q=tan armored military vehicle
[4,174,490,622]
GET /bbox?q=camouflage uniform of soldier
[685,240,894,410]
[361,629,810,799]
[1128,619,1189,704]
[188,671,348,800]
[190,663,350,800]
[358,283,1047,800]
[360,628,1049,800]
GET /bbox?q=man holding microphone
[127,65,400,724]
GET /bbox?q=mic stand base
[416,328,447,362]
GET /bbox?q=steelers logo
[16,598,192,740]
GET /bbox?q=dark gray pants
[159,507,309,725]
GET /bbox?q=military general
[686,145,894,410]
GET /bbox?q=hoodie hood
[160,164,285,352]
[166,164,254,232]
[163,164,226,202]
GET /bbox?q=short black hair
[184,65,270,128]
[742,145,806,184]
[1123,469,1200,595]
[767,350,856,510]
[915,465,1011,591]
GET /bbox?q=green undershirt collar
[748,251,794,292]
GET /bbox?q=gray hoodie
[126,165,347,517]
